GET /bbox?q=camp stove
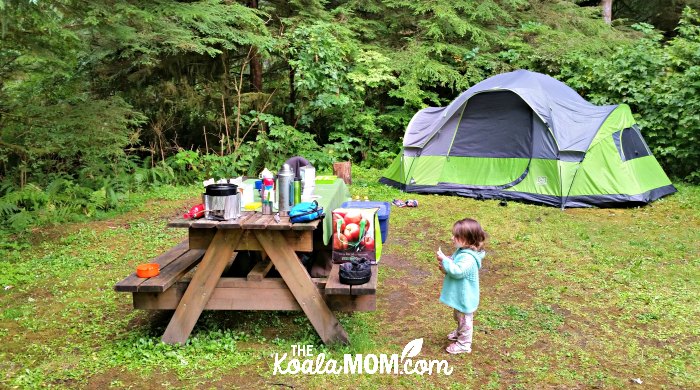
[203,183,241,221]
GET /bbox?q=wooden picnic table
[114,179,377,345]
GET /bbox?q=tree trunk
[333,162,352,185]
[247,0,263,92]
[288,65,296,124]
[249,47,262,92]
[601,0,613,24]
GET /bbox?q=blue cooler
[340,201,390,244]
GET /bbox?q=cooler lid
[340,201,390,219]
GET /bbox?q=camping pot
[204,183,240,221]
[277,164,294,216]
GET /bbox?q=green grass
[0,169,698,388]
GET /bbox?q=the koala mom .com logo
[272,338,453,375]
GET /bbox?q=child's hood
[458,248,485,269]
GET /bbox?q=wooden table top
[168,212,321,231]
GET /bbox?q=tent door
[443,91,533,186]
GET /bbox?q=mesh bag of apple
[331,208,378,264]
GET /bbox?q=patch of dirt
[214,368,275,389]
[125,309,174,333]
[86,367,186,389]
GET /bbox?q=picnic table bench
[114,179,378,345]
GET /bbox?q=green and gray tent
[380,70,676,208]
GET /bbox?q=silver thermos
[277,164,294,216]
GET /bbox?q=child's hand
[436,247,447,260]
[437,260,446,275]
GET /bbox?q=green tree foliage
[0,0,273,233]
[84,0,274,160]
[342,0,527,106]
[283,21,398,164]
[0,0,145,186]
[1,0,699,235]
[560,7,700,182]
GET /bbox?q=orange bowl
[136,263,160,278]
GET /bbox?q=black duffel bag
[339,259,371,285]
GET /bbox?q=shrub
[560,7,700,183]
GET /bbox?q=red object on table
[183,203,205,219]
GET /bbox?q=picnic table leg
[162,229,242,345]
[254,230,349,345]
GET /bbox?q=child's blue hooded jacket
[440,248,484,314]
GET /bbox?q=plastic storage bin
[340,201,390,244]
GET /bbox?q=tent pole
[404,149,420,190]
[562,160,584,210]
[558,159,565,211]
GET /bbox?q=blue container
[340,201,390,244]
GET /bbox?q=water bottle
[262,177,274,215]
[294,179,301,205]
[277,164,294,216]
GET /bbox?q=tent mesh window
[612,125,652,162]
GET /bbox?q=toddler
[436,218,486,354]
